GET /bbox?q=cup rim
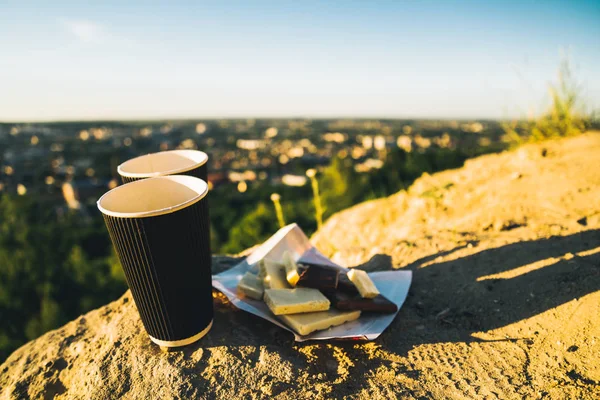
[97,175,208,219]
[117,150,208,179]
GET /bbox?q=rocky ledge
[2,133,600,399]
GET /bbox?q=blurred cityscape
[0,118,505,214]
[0,118,511,361]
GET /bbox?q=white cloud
[61,19,106,43]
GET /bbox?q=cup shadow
[177,256,297,353]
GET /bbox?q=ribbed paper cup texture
[97,175,213,347]
[118,150,208,184]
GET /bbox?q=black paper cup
[117,150,208,183]
[97,175,213,347]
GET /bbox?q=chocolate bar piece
[325,291,398,313]
[278,309,361,335]
[237,272,264,300]
[337,274,359,295]
[259,259,290,289]
[297,261,357,294]
[296,265,339,291]
[347,269,379,298]
[263,288,330,315]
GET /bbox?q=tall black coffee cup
[97,175,212,347]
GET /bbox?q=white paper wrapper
[212,223,412,341]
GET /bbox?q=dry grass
[503,58,591,145]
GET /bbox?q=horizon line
[0,115,517,124]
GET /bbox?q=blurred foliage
[213,146,473,257]
[503,59,591,144]
[306,169,324,229]
[0,195,126,361]
[270,194,286,229]
[319,157,366,220]
[221,202,274,253]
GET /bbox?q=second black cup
[117,149,208,183]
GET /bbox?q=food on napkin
[264,288,330,315]
[237,272,264,300]
[278,309,361,335]
[347,269,380,298]
[236,255,393,336]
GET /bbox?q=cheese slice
[278,309,361,336]
[347,269,379,299]
[237,272,264,300]
[282,251,300,287]
[259,259,290,289]
[264,288,330,315]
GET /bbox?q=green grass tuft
[503,58,591,144]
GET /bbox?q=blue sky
[1,0,599,121]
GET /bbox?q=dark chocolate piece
[296,265,339,291]
[325,291,398,314]
[337,274,359,295]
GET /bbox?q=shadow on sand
[163,230,600,397]
[183,229,599,353]
[356,228,600,355]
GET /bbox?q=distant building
[287,147,304,159]
[139,127,153,137]
[397,135,413,152]
[228,170,257,182]
[355,158,384,173]
[461,122,484,133]
[413,135,432,149]
[178,139,197,149]
[196,123,207,134]
[281,174,307,187]
[374,135,386,151]
[433,133,453,148]
[62,180,110,209]
[265,127,278,138]
[207,172,228,187]
[62,183,80,209]
[236,139,266,150]
[323,132,346,143]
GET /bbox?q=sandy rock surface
[2,133,600,399]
